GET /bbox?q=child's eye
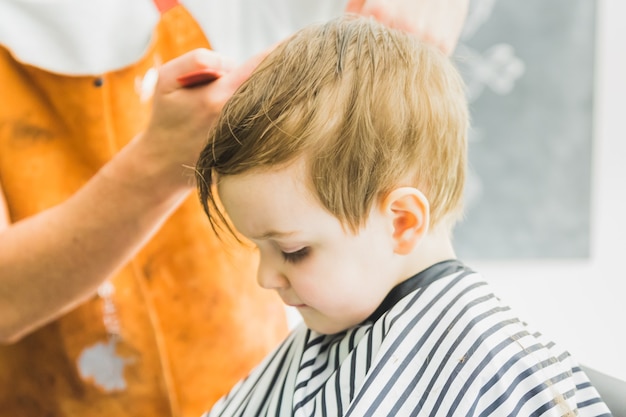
[281,247,310,264]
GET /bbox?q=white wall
[470,0,626,382]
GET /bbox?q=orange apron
[0,1,287,416]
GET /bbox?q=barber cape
[204,260,611,417]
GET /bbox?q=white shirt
[0,0,347,74]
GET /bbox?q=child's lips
[283,299,306,308]
[279,292,305,307]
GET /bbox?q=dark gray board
[453,0,595,259]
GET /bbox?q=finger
[177,68,222,88]
[158,49,236,92]
[218,43,278,92]
[345,0,367,13]
[351,0,400,31]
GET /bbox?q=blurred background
[450,0,626,410]
[451,0,626,385]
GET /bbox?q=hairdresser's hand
[129,48,267,193]
[0,48,268,343]
[345,0,469,56]
[139,49,235,191]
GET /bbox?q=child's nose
[256,259,289,290]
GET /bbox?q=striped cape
[204,260,612,416]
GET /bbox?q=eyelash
[281,247,310,264]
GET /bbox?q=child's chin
[304,317,351,336]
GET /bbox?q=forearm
[0,135,191,343]
[0,47,258,343]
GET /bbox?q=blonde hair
[196,15,468,235]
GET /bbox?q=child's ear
[381,187,430,255]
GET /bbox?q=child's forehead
[217,160,345,236]
[218,158,312,199]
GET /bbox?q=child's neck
[399,224,457,282]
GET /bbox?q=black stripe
[444,330,530,417]
[477,358,559,417]
[529,387,576,417]
[223,336,296,416]
[464,342,543,416]
[349,330,358,401]
[335,357,343,416]
[276,340,302,415]
[304,331,327,350]
[347,270,471,416]
[578,397,608,409]
[387,286,499,415]
[294,332,346,410]
[293,336,341,413]
[366,259,468,322]
[508,371,576,417]
[253,341,295,415]
[557,350,572,362]
[306,398,316,417]
[426,313,518,415]
[365,327,373,373]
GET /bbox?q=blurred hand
[145,49,234,169]
[345,0,469,55]
[137,48,269,189]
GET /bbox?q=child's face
[218,160,403,335]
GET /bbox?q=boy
[195,15,611,417]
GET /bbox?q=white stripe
[204,266,611,417]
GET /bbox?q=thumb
[345,0,367,13]
[157,49,236,93]
[219,43,278,92]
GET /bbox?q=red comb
[177,68,222,87]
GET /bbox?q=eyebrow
[251,230,299,240]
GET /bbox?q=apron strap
[153,0,179,13]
